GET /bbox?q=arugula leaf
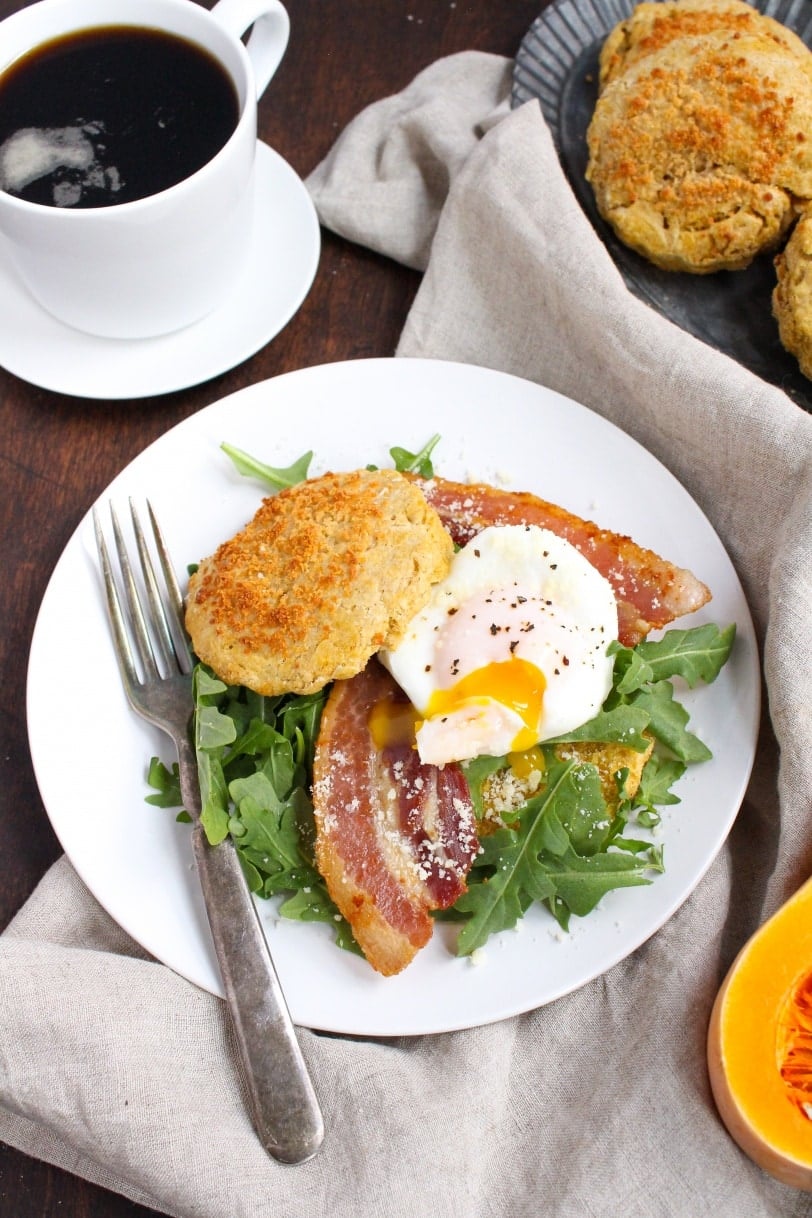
[636,753,686,810]
[279,889,361,954]
[547,703,652,751]
[543,848,659,926]
[192,667,233,843]
[197,749,230,844]
[277,690,327,776]
[632,680,712,764]
[610,644,656,696]
[196,704,238,751]
[279,885,335,921]
[220,442,312,490]
[631,753,686,828]
[389,433,441,477]
[144,757,182,808]
[552,761,614,855]
[612,623,736,692]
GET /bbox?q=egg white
[379,524,618,766]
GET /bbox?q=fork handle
[180,742,324,1163]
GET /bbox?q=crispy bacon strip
[312,659,479,976]
[408,474,711,646]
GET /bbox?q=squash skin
[707,875,812,1192]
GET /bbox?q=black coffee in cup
[0,26,240,208]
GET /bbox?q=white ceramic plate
[26,358,760,1036]
[0,142,320,399]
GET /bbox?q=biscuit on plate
[586,30,812,273]
[772,210,812,379]
[185,468,454,695]
[598,0,812,91]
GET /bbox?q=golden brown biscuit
[185,468,454,695]
[586,30,812,273]
[599,0,812,91]
[773,210,812,379]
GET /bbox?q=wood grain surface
[0,0,542,1213]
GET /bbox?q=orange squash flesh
[708,876,812,1191]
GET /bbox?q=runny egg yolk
[508,744,546,781]
[368,696,421,749]
[424,656,546,754]
[367,658,546,755]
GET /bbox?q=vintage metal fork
[93,499,324,1164]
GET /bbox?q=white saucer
[0,142,321,399]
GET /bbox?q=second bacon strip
[409,474,711,646]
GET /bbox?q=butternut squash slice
[707,875,812,1191]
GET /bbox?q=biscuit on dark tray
[773,212,812,381]
[586,30,812,273]
[598,0,812,91]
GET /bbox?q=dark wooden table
[0,0,543,1213]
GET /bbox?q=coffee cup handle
[210,0,290,100]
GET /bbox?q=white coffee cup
[0,0,289,338]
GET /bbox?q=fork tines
[93,500,193,687]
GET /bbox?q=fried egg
[378,524,618,766]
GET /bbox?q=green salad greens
[147,438,735,959]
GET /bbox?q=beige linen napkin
[2,51,811,1218]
